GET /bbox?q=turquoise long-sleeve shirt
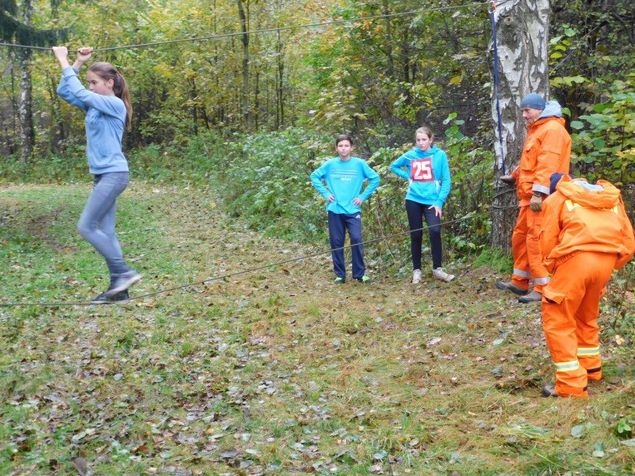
[310,156,380,215]
[390,146,451,208]
[57,66,129,175]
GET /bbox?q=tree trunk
[18,0,34,166]
[189,78,198,135]
[489,0,550,251]
[382,0,394,78]
[236,0,251,129]
[275,28,284,129]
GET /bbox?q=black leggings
[405,199,443,270]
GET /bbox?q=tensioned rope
[0,1,490,52]
[0,212,477,308]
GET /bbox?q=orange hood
[556,177,621,209]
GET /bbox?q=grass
[1,183,634,475]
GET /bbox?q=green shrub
[204,127,329,243]
[569,77,635,222]
[0,148,86,184]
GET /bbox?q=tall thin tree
[0,0,66,166]
[489,0,550,251]
[236,0,251,128]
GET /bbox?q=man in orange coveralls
[496,93,571,303]
[539,174,635,398]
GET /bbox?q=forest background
[1,0,634,474]
[1,0,633,248]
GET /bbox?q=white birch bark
[490,0,550,250]
[18,50,33,166]
[18,0,34,165]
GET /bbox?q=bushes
[193,120,496,276]
[1,122,498,271]
[0,147,87,184]
[569,79,635,223]
[201,128,328,243]
[4,106,630,276]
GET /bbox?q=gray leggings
[77,172,131,279]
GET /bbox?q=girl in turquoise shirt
[390,126,455,284]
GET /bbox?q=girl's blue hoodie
[57,66,128,175]
[390,145,452,208]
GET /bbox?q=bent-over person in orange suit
[539,174,635,398]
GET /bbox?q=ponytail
[89,62,133,130]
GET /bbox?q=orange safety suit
[540,177,635,397]
[509,109,571,293]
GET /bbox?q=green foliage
[472,247,512,273]
[417,113,494,262]
[302,0,490,146]
[0,0,629,204]
[141,116,497,277]
[614,418,632,439]
[0,3,68,46]
[204,127,328,242]
[2,111,498,272]
[548,24,577,63]
[550,2,634,84]
[367,113,496,269]
[569,78,635,187]
[0,150,86,184]
[549,3,634,222]
[602,261,635,348]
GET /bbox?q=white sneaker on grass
[412,269,422,284]
[433,267,455,282]
[107,270,141,296]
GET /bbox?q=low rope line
[0,212,478,308]
[492,185,516,200]
[0,1,489,53]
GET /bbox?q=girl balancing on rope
[52,46,141,304]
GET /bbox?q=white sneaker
[412,269,422,284]
[107,270,142,295]
[433,267,455,282]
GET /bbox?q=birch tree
[0,0,65,164]
[489,0,550,251]
[16,0,33,167]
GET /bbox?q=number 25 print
[411,158,434,182]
